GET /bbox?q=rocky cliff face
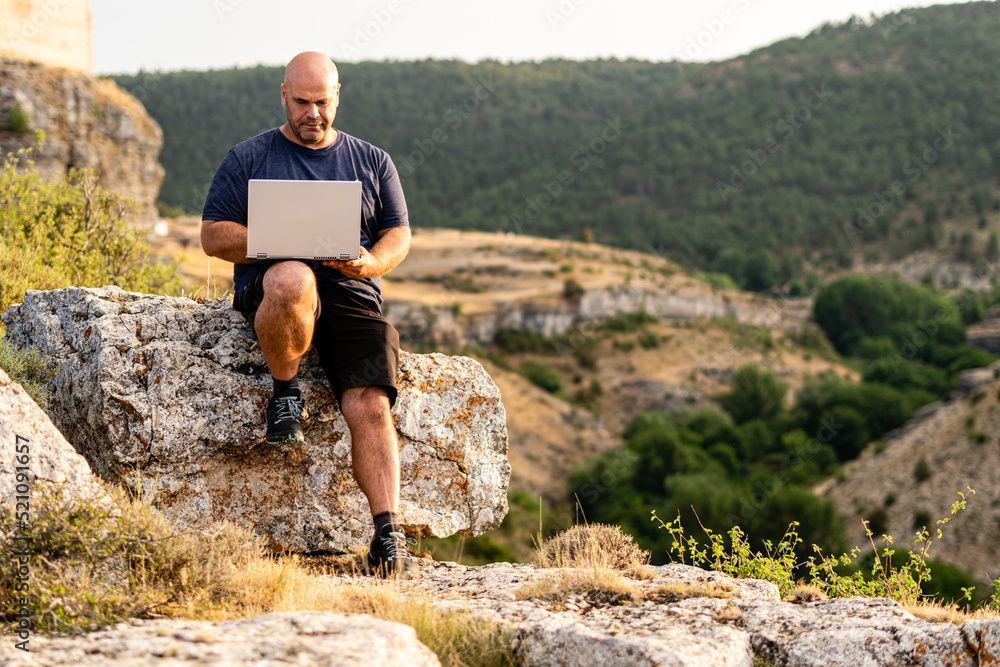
[386,283,807,349]
[0,57,163,224]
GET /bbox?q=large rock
[1,286,510,552]
[0,612,441,666]
[0,367,109,509]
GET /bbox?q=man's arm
[322,226,410,280]
[201,219,258,265]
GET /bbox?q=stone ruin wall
[0,0,93,74]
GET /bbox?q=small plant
[914,458,932,483]
[638,331,660,349]
[806,488,976,605]
[651,510,799,597]
[0,341,58,409]
[866,506,889,536]
[8,105,30,134]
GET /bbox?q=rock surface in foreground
[0,612,441,666]
[0,368,109,508]
[1,287,510,552]
[404,562,1000,667]
[2,562,997,666]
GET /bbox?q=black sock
[273,375,299,396]
[373,511,399,535]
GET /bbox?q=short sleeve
[202,149,250,225]
[376,154,409,232]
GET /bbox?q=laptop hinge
[340,253,351,260]
[257,253,267,259]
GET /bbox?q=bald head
[280,52,341,148]
[284,51,339,87]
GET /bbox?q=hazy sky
[92,0,968,74]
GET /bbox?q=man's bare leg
[341,385,416,577]
[339,386,399,515]
[254,261,318,379]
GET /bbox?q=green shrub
[521,361,563,394]
[573,339,599,369]
[0,148,182,319]
[914,458,932,482]
[601,310,657,332]
[495,328,548,354]
[0,340,57,409]
[562,278,584,302]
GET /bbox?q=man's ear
[280,82,288,109]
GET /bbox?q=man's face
[281,76,340,146]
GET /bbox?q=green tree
[718,364,788,424]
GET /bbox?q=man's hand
[322,226,410,280]
[322,246,377,279]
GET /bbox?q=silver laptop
[246,179,362,260]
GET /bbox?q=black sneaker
[366,524,419,579]
[266,390,305,444]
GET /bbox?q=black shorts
[236,263,400,407]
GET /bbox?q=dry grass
[902,599,1000,625]
[537,523,650,571]
[515,567,643,606]
[518,523,654,607]
[786,584,829,604]
[646,581,734,604]
[0,483,516,667]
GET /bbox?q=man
[200,51,416,578]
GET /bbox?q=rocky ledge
[3,562,998,666]
[1,286,511,552]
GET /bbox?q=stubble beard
[287,107,331,146]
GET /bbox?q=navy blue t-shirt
[202,128,409,310]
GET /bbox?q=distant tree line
[115,2,1000,287]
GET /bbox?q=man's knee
[341,386,392,425]
[261,261,317,309]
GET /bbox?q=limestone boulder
[1,286,510,552]
[0,612,441,666]
[0,367,109,509]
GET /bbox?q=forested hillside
[115,2,1000,288]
